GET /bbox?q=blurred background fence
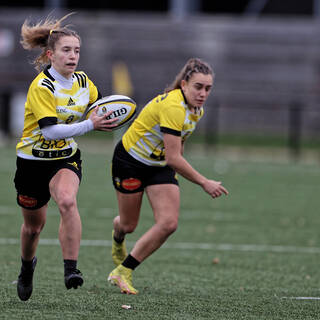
[1,6,320,160]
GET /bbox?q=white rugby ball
[86,95,136,130]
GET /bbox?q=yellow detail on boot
[111,230,127,266]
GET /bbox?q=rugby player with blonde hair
[14,13,116,301]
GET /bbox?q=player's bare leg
[50,169,83,289]
[109,191,143,294]
[17,205,47,301]
[130,184,180,262]
[113,191,143,240]
[108,184,180,294]
[111,192,143,266]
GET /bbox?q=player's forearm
[41,119,94,140]
[166,154,207,187]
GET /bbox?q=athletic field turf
[1,137,320,319]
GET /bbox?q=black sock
[21,257,34,270]
[64,259,77,275]
[122,254,140,270]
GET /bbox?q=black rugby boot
[17,256,37,301]
[64,269,83,289]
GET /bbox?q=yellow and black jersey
[16,66,100,160]
[122,89,204,167]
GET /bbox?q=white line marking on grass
[0,205,117,217]
[1,238,320,254]
[0,238,20,245]
[281,297,320,300]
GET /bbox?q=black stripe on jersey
[43,66,55,81]
[38,117,57,129]
[82,73,87,87]
[41,79,55,94]
[78,73,83,87]
[180,89,188,105]
[74,73,81,87]
[160,127,181,136]
[74,72,87,88]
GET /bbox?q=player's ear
[46,49,53,60]
[181,79,187,90]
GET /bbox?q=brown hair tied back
[164,58,214,93]
[20,12,80,72]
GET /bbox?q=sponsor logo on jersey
[67,97,76,106]
[121,178,142,191]
[57,107,68,113]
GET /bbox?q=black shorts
[112,141,179,194]
[14,149,82,210]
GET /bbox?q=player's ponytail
[164,58,214,93]
[20,13,80,72]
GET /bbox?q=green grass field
[1,137,320,319]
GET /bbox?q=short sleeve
[29,84,57,121]
[88,78,99,104]
[159,104,185,135]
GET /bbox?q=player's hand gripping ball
[86,95,136,130]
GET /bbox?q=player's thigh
[145,184,180,224]
[49,150,82,203]
[116,190,144,227]
[49,168,80,203]
[21,205,47,230]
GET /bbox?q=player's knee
[23,223,44,238]
[56,192,77,213]
[167,222,178,235]
[161,219,178,236]
[121,223,137,234]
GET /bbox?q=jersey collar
[180,88,203,115]
[180,88,189,106]
[43,65,55,81]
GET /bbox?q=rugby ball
[85,95,136,130]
